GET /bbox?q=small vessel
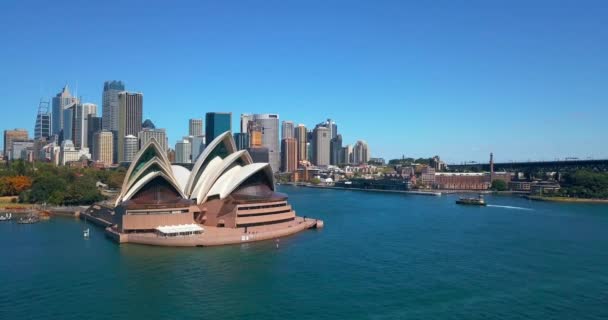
[456,195,487,206]
[17,215,40,224]
[83,228,90,238]
[0,213,12,221]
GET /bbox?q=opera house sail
[102,131,322,246]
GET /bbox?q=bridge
[448,159,608,173]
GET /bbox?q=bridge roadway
[448,159,608,172]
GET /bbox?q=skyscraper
[313,126,330,166]
[175,139,192,163]
[252,114,280,172]
[342,144,353,165]
[293,124,307,163]
[316,118,338,139]
[51,85,78,136]
[233,132,250,151]
[205,112,231,143]
[123,135,139,162]
[74,103,97,149]
[93,130,113,166]
[34,100,51,140]
[189,118,203,136]
[62,105,74,142]
[353,140,370,165]
[102,80,125,132]
[117,91,143,162]
[86,115,103,155]
[330,134,343,165]
[281,138,297,173]
[281,121,295,140]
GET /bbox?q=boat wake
[487,205,533,211]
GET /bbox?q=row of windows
[236,217,294,228]
[238,209,292,218]
[237,202,287,211]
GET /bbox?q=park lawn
[0,196,34,209]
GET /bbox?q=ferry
[456,195,487,206]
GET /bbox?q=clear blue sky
[1,0,607,163]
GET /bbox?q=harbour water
[1,186,607,319]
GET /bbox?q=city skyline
[1,1,607,163]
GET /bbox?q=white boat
[0,213,12,221]
[83,228,90,238]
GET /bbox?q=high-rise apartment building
[281,138,297,172]
[205,112,231,143]
[281,121,294,140]
[189,118,203,136]
[294,124,307,162]
[94,130,113,166]
[102,80,125,132]
[4,129,28,158]
[123,135,139,162]
[313,126,330,166]
[117,91,143,162]
[353,140,370,165]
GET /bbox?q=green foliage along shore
[560,170,608,199]
[1,160,125,206]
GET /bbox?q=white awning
[156,224,204,234]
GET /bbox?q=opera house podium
[105,131,322,246]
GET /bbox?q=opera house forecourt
[101,131,323,247]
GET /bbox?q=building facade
[353,140,370,165]
[330,134,343,165]
[281,121,294,140]
[251,114,280,172]
[74,103,97,149]
[34,100,51,140]
[138,128,168,152]
[123,135,139,162]
[51,85,78,136]
[234,132,250,151]
[205,112,231,144]
[313,126,330,166]
[93,130,113,166]
[3,129,28,158]
[294,124,307,162]
[175,139,192,163]
[191,136,205,162]
[102,80,125,132]
[281,138,297,172]
[189,118,203,136]
[117,91,143,162]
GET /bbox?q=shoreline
[525,195,608,204]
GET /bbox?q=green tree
[491,179,508,191]
[310,177,321,185]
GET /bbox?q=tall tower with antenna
[35,99,52,140]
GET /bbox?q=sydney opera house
[103,131,322,246]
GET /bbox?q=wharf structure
[94,131,322,247]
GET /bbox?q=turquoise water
[1,186,608,319]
